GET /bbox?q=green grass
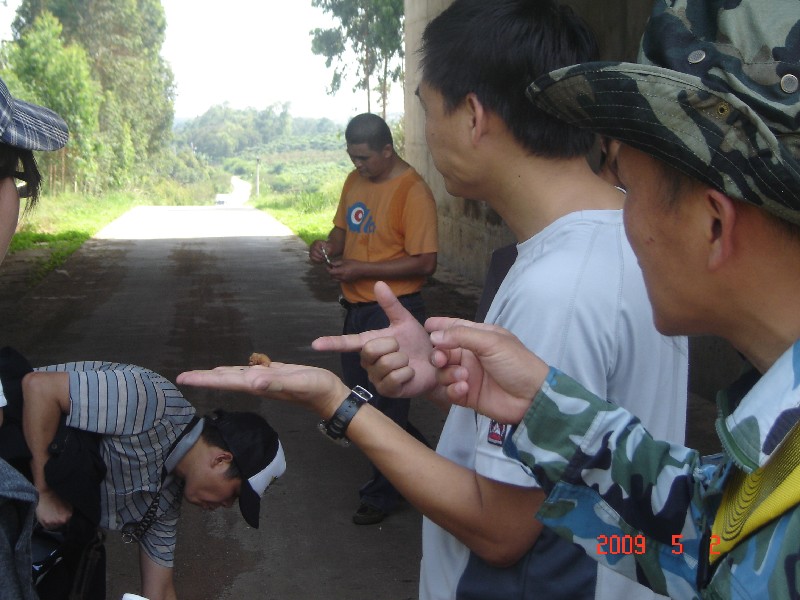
[249,155,350,244]
[257,205,334,245]
[9,230,89,283]
[251,189,338,245]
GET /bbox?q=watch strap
[317,385,372,446]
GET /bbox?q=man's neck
[719,271,800,374]
[369,154,410,184]
[483,153,625,242]
[687,209,800,374]
[169,419,205,479]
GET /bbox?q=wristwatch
[317,385,372,446]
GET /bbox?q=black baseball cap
[209,410,286,528]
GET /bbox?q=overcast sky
[0,0,404,122]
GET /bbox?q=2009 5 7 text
[596,534,721,555]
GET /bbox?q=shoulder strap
[120,416,199,544]
[710,421,800,562]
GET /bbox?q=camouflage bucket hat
[527,0,800,224]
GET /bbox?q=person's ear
[464,92,488,146]
[704,188,738,271]
[211,450,234,470]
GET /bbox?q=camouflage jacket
[506,341,800,599]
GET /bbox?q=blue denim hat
[0,76,69,151]
[527,0,800,224]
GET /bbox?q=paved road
[0,204,462,600]
[214,176,252,206]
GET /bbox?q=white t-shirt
[420,210,688,600]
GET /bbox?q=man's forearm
[354,252,437,280]
[140,548,177,600]
[21,372,70,490]
[344,402,543,564]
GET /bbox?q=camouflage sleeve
[506,368,713,597]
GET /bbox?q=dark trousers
[340,292,428,512]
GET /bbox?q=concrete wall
[404,0,513,283]
[404,0,654,284]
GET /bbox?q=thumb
[374,281,414,326]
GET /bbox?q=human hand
[425,317,549,424]
[36,489,73,530]
[177,362,350,420]
[313,281,438,398]
[309,240,330,265]
[326,258,362,282]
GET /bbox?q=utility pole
[256,157,261,197]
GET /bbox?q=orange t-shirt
[333,167,438,303]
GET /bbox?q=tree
[310,0,404,119]
[173,103,292,162]
[13,0,175,180]
[1,11,101,192]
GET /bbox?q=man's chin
[652,316,685,337]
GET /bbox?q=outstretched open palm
[177,362,349,418]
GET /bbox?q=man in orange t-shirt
[309,112,438,525]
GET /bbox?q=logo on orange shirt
[347,202,375,233]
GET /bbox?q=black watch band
[317,385,372,446]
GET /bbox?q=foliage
[292,116,342,136]
[9,229,88,282]
[311,0,404,118]
[9,0,175,191]
[0,11,101,193]
[173,103,293,162]
[172,104,352,174]
[390,116,404,157]
[248,146,351,245]
[253,197,335,246]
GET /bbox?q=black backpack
[0,347,107,600]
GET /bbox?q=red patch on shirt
[487,420,507,446]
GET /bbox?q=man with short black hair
[2,360,285,600]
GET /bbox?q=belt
[339,292,421,310]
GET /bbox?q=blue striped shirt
[36,362,195,567]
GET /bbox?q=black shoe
[352,503,386,525]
